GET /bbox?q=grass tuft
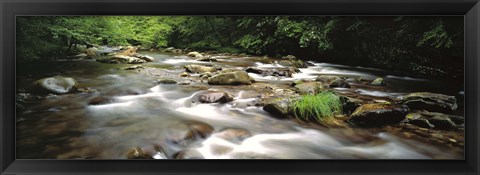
[291,91,342,122]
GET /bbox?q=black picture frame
[1,0,479,174]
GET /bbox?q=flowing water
[16,50,464,159]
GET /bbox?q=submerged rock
[401,92,457,113]
[33,76,80,94]
[216,128,251,142]
[184,64,218,73]
[348,103,409,126]
[370,78,385,86]
[124,65,144,70]
[175,149,204,159]
[208,71,254,85]
[157,79,177,84]
[88,96,113,105]
[198,91,234,103]
[127,147,152,159]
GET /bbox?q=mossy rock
[348,103,409,126]
[401,92,457,113]
[208,71,254,85]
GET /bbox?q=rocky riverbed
[16,46,464,159]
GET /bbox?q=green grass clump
[291,91,342,122]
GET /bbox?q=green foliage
[290,92,342,122]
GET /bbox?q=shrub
[290,91,342,122]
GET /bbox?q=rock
[339,96,362,114]
[278,60,307,68]
[330,78,350,88]
[281,55,296,60]
[175,149,204,159]
[127,147,152,159]
[370,78,386,86]
[220,68,239,73]
[406,111,460,130]
[124,65,144,70]
[184,65,218,73]
[401,92,457,113]
[263,98,291,119]
[187,51,203,58]
[429,115,457,130]
[131,53,154,62]
[85,48,96,58]
[245,67,296,77]
[315,75,341,84]
[293,82,324,94]
[216,128,251,142]
[33,76,80,94]
[196,56,217,62]
[200,72,213,78]
[88,96,113,105]
[117,46,137,56]
[208,71,254,85]
[157,79,177,84]
[348,103,409,126]
[169,121,214,146]
[198,91,234,103]
[177,80,192,85]
[99,55,146,64]
[405,113,435,128]
[179,72,189,77]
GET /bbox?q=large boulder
[348,103,409,126]
[401,92,457,113]
[208,71,254,85]
[293,82,324,95]
[33,76,80,94]
[339,96,363,114]
[278,60,307,68]
[198,91,234,103]
[263,98,292,119]
[315,75,341,84]
[330,78,351,88]
[184,65,218,73]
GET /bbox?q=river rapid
[16,49,464,159]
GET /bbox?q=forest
[16,16,465,159]
[17,16,463,79]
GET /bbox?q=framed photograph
[1,0,479,174]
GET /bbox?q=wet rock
[339,96,362,114]
[177,80,192,85]
[330,78,350,88]
[124,65,144,70]
[198,91,234,103]
[175,149,204,159]
[348,103,409,126]
[85,48,96,59]
[278,60,307,68]
[169,121,214,146]
[406,111,460,130]
[293,82,324,94]
[187,51,203,58]
[157,79,177,84]
[179,72,189,77]
[263,98,291,119]
[208,71,254,85]
[127,147,152,159]
[405,113,435,128]
[200,72,213,78]
[370,78,386,86]
[216,128,251,142]
[131,53,154,62]
[245,67,297,77]
[315,75,341,84]
[196,56,217,62]
[184,64,218,73]
[98,55,146,64]
[33,76,80,94]
[401,92,457,113]
[281,55,296,60]
[88,96,113,105]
